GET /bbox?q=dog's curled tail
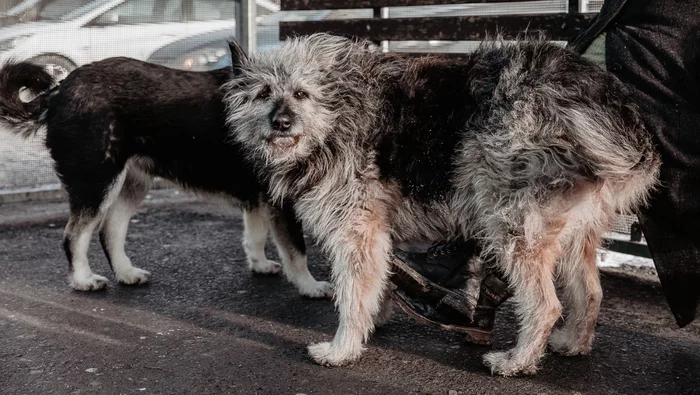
[571,101,661,214]
[607,128,660,216]
[0,61,56,137]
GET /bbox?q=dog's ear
[228,40,248,72]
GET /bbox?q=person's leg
[603,0,700,326]
[638,159,700,326]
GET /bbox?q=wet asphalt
[0,191,699,395]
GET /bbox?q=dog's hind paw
[249,259,283,275]
[374,299,394,328]
[548,328,592,356]
[298,280,333,299]
[116,267,151,285]
[70,273,109,291]
[307,342,363,367]
[482,351,539,377]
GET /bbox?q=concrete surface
[0,194,699,395]
[0,130,58,191]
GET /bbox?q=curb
[0,184,65,204]
[0,179,172,204]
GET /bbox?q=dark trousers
[572,0,700,326]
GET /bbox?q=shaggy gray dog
[224,33,660,376]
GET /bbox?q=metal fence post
[568,0,580,14]
[237,0,256,54]
[380,7,389,53]
[372,6,389,52]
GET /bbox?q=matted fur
[224,33,660,376]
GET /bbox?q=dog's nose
[272,114,292,132]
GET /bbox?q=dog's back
[49,57,230,138]
[41,58,259,199]
[380,41,658,211]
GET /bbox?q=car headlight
[0,34,32,51]
[181,47,228,71]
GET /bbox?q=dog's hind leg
[549,219,605,356]
[373,289,395,328]
[65,171,127,291]
[99,169,152,286]
[268,204,333,299]
[483,218,564,376]
[242,205,282,275]
[65,213,108,291]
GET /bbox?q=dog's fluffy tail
[566,100,661,214]
[0,62,57,137]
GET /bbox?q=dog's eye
[293,91,308,100]
[256,87,271,100]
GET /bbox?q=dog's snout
[272,113,292,132]
[270,100,294,132]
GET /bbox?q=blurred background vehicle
[0,0,311,191]
[0,0,236,72]
[146,26,233,71]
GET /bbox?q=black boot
[394,240,478,288]
[390,241,511,345]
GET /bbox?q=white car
[0,0,236,71]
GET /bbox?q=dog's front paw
[548,328,592,356]
[249,259,282,275]
[307,342,362,367]
[116,267,151,285]
[482,351,539,377]
[71,273,109,291]
[298,280,334,299]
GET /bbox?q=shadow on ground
[0,197,698,394]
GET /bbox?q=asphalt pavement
[1,192,699,395]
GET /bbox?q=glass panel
[95,0,182,25]
[191,0,234,21]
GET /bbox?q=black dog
[0,51,332,298]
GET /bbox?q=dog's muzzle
[267,133,301,149]
[268,108,302,148]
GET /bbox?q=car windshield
[59,0,118,20]
[23,0,114,21]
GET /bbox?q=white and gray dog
[224,33,660,376]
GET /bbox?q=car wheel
[28,55,77,76]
